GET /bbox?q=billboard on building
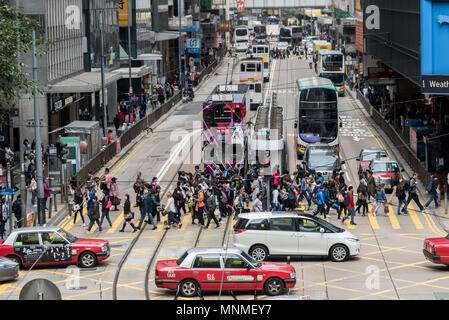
[421,0,449,94]
[355,0,364,52]
[119,0,129,26]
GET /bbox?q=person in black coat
[113,114,121,133]
[120,194,137,232]
[87,196,101,231]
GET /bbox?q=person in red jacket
[341,185,357,226]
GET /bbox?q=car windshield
[371,162,399,173]
[313,217,345,233]
[240,250,262,268]
[57,229,78,243]
[308,151,339,168]
[362,151,387,161]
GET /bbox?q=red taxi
[423,236,449,265]
[155,247,296,297]
[369,157,400,191]
[356,148,387,174]
[0,226,110,268]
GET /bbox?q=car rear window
[246,218,270,230]
[177,251,189,265]
[234,218,249,230]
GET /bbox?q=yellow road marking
[65,206,88,231]
[155,215,168,231]
[407,203,424,229]
[107,205,134,233]
[0,271,22,296]
[387,204,400,229]
[424,211,445,236]
[421,210,437,234]
[343,217,355,229]
[179,214,190,231]
[367,205,379,229]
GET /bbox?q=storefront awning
[47,71,122,93]
[137,53,163,61]
[112,66,152,78]
[155,31,180,41]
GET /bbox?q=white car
[233,212,360,262]
[277,42,289,51]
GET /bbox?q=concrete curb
[346,87,449,233]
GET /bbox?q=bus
[317,50,345,96]
[287,17,299,26]
[234,26,249,52]
[202,84,249,173]
[268,16,280,25]
[279,26,292,44]
[249,44,270,82]
[295,77,339,159]
[312,40,331,61]
[239,57,264,110]
[291,26,303,45]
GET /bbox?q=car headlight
[345,238,360,242]
[290,271,296,278]
[101,246,107,252]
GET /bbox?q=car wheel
[180,279,199,297]
[249,245,268,262]
[329,244,349,262]
[6,255,22,269]
[79,251,98,268]
[264,277,285,296]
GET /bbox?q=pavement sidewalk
[346,85,449,233]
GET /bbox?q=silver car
[0,256,19,282]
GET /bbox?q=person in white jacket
[165,192,181,229]
[253,193,263,212]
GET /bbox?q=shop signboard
[186,38,201,54]
[421,0,449,94]
[355,0,364,53]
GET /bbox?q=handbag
[384,205,389,214]
[73,204,80,212]
[124,212,134,220]
[113,197,121,206]
[105,200,112,210]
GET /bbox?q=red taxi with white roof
[423,236,449,265]
[369,157,400,191]
[0,226,110,268]
[155,247,296,297]
[356,148,387,174]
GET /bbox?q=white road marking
[345,172,351,182]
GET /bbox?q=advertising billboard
[355,0,364,53]
[421,0,449,94]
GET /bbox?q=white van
[233,212,360,262]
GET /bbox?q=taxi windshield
[362,151,387,161]
[241,251,262,268]
[371,162,398,173]
[57,229,78,243]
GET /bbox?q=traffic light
[56,142,68,160]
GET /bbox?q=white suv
[233,212,360,262]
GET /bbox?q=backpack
[426,181,433,193]
[396,187,405,199]
[312,192,319,204]
[403,180,410,191]
[342,192,349,207]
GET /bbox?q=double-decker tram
[295,77,340,159]
[239,57,264,110]
[202,84,249,173]
[317,50,345,96]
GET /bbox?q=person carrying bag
[120,194,137,232]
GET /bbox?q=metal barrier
[356,90,432,184]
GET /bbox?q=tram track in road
[112,126,202,300]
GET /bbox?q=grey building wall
[362,0,420,86]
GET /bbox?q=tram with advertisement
[294,77,340,160]
[316,50,345,96]
[239,57,264,110]
[202,84,249,173]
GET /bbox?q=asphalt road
[1,52,449,300]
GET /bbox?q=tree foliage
[0,0,41,122]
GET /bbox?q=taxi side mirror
[356,158,360,161]
[340,161,346,165]
[294,123,298,129]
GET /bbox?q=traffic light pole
[32,30,45,226]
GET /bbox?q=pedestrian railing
[355,89,432,184]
